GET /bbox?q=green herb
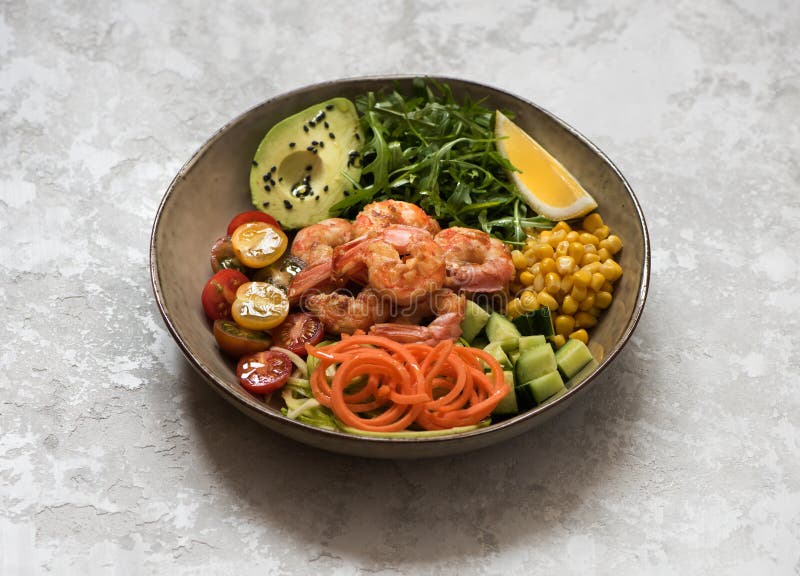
[331,78,553,242]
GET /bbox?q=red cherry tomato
[236,350,292,395]
[201,269,249,321]
[227,211,280,237]
[213,320,272,357]
[271,313,324,357]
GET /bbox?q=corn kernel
[568,329,589,344]
[597,247,611,262]
[590,272,606,291]
[556,256,576,276]
[579,293,596,311]
[553,221,571,233]
[575,311,597,328]
[600,234,623,255]
[581,252,601,266]
[506,298,523,319]
[560,274,573,294]
[520,290,539,311]
[548,229,566,247]
[582,213,604,233]
[536,291,559,311]
[511,250,528,270]
[523,248,537,261]
[594,225,610,240]
[533,273,545,292]
[545,272,561,294]
[532,243,554,260]
[555,240,570,256]
[578,232,599,246]
[519,271,535,286]
[571,284,588,302]
[568,242,585,262]
[572,268,592,289]
[588,307,602,317]
[565,230,580,243]
[583,243,597,254]
[581,261,602,275]
[601,281,614,293]
[600,259,623,282]
[561,294,579,315]
[540,257,557,275]
[529,262,541,277]
[550,334,566,349]
[554,314,576,336]
[595,290,613,309]
[538,230,552,243]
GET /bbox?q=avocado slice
[249,97,364,230]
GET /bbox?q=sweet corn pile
[507,212,623,348]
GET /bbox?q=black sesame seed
[278,177,283,182]
[325,104,334,110]
[264,185,271,192]
[319,141,324,148]
[262,174,270,182]
[305,165,312,171]
[270,179,276,186]
[270,166,276,172]
[289,142,296,148]
[262,201,270,207]
[284,200,293,209]
[318,111,326,120]
[315,196,320,201]
[311,140,318,145]
[303,125,309,132]
[306,146,314,152]
[323,185,329,192]
[355,133,360,140]
[329,132,335,139]
[324,121,329,129]
[344,191,350,196]
[309,120,316,127]
[252,160,258,166]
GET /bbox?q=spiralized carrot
[306,334,509,433]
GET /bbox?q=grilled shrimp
[303,288,391,335]
[353,199,441,237]
[333,225,445,306]
[433,227,514,293]
[289,218,355,302]
[369,289,466,345]
[291,218,355,266]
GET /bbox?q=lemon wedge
[495,110,597,221]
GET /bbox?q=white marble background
[1,0,798,574]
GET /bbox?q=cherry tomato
[231,281,290,330]
[271,313,324,357]
[236,350,292,395]
[201,269,249,321]
[231,221,288,269]
[210,236,246,273]
[213,319,272,357]
[227,211,280,237]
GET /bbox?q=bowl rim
[150,74,650,447]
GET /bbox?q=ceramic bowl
[150,76,649,459]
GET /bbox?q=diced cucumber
[483,341,513,370]
[486,312,522,343]
[555,338,595,379]
[492,371,518,415]
[518,334,546,352]
[497,336,519,354]
[512,308,554,337]
[565,357,600,389]
[510,351,520,365]
[514,343,557,384]
[460,300,491,343]
[516,370,565,408]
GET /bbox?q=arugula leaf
[331,79,553,241]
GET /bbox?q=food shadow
[180,339,648,565]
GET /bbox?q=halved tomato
[231,281,290,330]
[227,211,280,237]
[201,269,249,321]
[210,236,246,273]
[272,313,324,356]
[231,221,288,269]
[236,350,292,395]
[213,320,272,356]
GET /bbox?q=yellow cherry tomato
[231,221,288,268]
[231,282,289,331]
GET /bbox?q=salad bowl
[150,75,649,459]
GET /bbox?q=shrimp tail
[289,260,339,304]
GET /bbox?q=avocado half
[249,97,364,230]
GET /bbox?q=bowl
[150,76,649,459]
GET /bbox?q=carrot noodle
[306,333,509,433]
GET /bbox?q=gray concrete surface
[1,0,799,574]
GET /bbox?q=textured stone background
[2,0,799,574]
